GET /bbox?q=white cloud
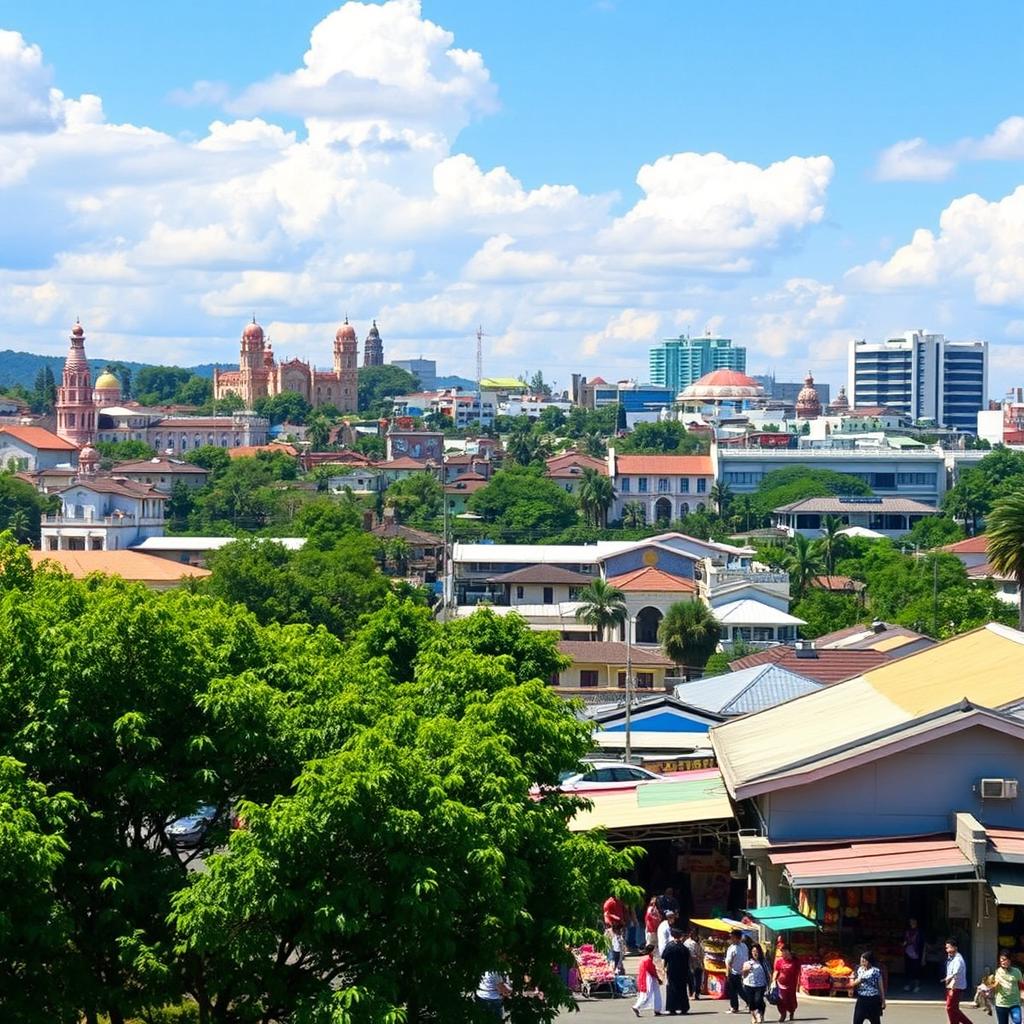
[847,186,1024,305]
[0,5,837,377]
[875,116,1024,182]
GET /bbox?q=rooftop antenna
[475,325,488,389]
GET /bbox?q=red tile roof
[728,646,890,684]
[614,455,713,476]
[0,425,78,451]
[940,535,989,554]
[557,640,675,667]
[29,550,210,583]
[607,567,698,593]
[811,574,866,593]
[227,444,298,458]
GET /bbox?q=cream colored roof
[712,623,1024,799]
[29,549,211,583]
[568,770,734,833]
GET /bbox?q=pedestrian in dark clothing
[662,927,692,1016]
[657,886,681,917]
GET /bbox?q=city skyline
[1,1,1023,393]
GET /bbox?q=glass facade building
[649,335,746,394]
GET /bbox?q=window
[658,477,669,493]
[617,671,627,689]
[542,586,554,605]
[579,669,599,688]
[620,478,630,493]
[516,585,524,600]
[636,672,655,689]
[733,627,752,641]
[681,478,690,493]
[549,672,560,686]
[697,478,707,493]
[753,627,774,642]
[638,478,648,493]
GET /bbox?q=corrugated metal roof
[568,769,733,833]
[676,664,825,716]
[713,624,1024,797]
[713,599,805,626]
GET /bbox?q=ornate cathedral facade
[212,317,384,412]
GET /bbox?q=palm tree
[986,491,1024,630]
[577,468,615,528]
[709,480,732,517]
[505,427,534,467]
[658,601,721,678]
[818,515,847,575]
[786,532,825,600]
[574,578,627,640]
[622,501,646,529]
[582,431,607,458]
[733,494,755,532]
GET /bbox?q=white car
[558,761,666,792]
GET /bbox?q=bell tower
[55,320,96,446]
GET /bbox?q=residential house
[728,645,891,684]
[370,516,443,580]
[772,496,938,539]
[0,425,79,472]
[444,471,489,514]
[607,450,714,524]
[41,478,167,551]
[110,458,210,492]
[130,536,305,566]
[714,624,1024,966]
[812,620,937,658]
[553,640,679,693]
[544,450,607,495]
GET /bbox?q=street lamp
[624,614,635,765]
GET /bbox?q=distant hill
[435,375,478,390]
[0,349,232,390]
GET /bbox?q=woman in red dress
[772,945,801,1022]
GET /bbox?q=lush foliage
[791,589,862,639]
[0,537,633,1022]
[357,365,418,415]
[468,465,578,542]
[253,390,312,426]
[574,578,627,639]
[985,490,1024,629]
[614,420,709,455]
[0,472,56,544]
[658,600,720,673]
[943,448,1024,533]
[384,473,443,528]
[95,439,157,462]
[748,467,872,524]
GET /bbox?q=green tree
[505,423,551,467]
[0,474,53,545]
[135,366,193,405]
[165,480,195,529]
[750,467,871,525]
[354,434,386,459]
[385,473,443,526]
[185,445,231,478]
[581,431,607,457]
[943,470,988,536]
[528,369,553,396]
[95,439,157,462]
[254,390,312,425]
[358,365,418,415]
[306,413,332,450]
[658,601,720,677]
[616,420,708,455]
[538,405,566,431]
[986,491,1024,630]
[622,500,646,528]
[468,466,577,542]
[786,533,825,600]
[577,467,615,528]
[574,578,627,640]
[171,374,212,407]
[817,514,848,575]
[903,514,964,550]
[792,589,861,639]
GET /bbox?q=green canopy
[745,905,818,931]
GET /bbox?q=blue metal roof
[675,663,825,716]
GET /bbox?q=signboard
[948,889,971,919]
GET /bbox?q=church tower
[56,320,96,446]
[333,318,359,413]
[363,320,383,367]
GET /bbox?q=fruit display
[573,944,615,985]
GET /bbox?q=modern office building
[649,334,746,394]
[391,358,437,390]
[848,331,988,432]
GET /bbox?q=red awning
[768,835,976,887]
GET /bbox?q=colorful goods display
[573,944,615,989]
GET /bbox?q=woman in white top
[742,943,770,1024]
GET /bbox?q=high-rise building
[849,331,988,431]
[649,334,746,394]
[391,358,437,389]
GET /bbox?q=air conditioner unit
[980,778,1019,800]
[730,855,749,880]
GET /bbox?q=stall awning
[988,865,1024,905]
[768,834,975,887]
[988,828,1024,864]
[746,905,818,931]
[568,769,734,836]
[690,918,735,932]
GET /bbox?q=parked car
[166,805,217,847]
[557,761,667,792]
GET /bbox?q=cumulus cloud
[0,4,838,375]
[847,186,1024,305]
[875,115,1024,182]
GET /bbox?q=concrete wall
[762,725,1024,842]
[603,545,696,578]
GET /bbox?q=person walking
[476,970,511,1020]
[904,916,925,992]
[657,911,678,961]
[645,897,663,948]
[994,951,1023,1024]
[852,951,886,1024]
[946,938,974,1024]
[662,927,692,1016]
[633,943,664,1017]
[771,944,801,1023]
[685,928,705,1001]
[657,887,680,918]
[726,929,751,1014]
[742,943,769,1024]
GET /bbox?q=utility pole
[933,554,939,638]
[624,615,634,765]
[475,325,487,389]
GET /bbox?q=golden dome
[95,371,120,390]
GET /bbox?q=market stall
[691,917,760,999]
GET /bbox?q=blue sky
[2,0,1024,393]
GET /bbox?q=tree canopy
[468,465,578,542]
[357,365,418,415]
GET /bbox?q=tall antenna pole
[476,325,484,389]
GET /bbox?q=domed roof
[94,371,120,390]
[366,319,380,338]
[830,385,850,413]
[795,371,822,418]
[242,319,264,343]
[70,321,85,339]
[679,368,765,401]
[336,318,357,343]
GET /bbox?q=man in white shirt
[725,929,750,1014]
[685,928,705,1000]
[944,938,972,1024]
[657,910,677,959]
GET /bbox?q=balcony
[42,514,165,527]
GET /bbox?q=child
[976,967,996,1015]
[633,943,663,1017]
[611,926,626,976]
